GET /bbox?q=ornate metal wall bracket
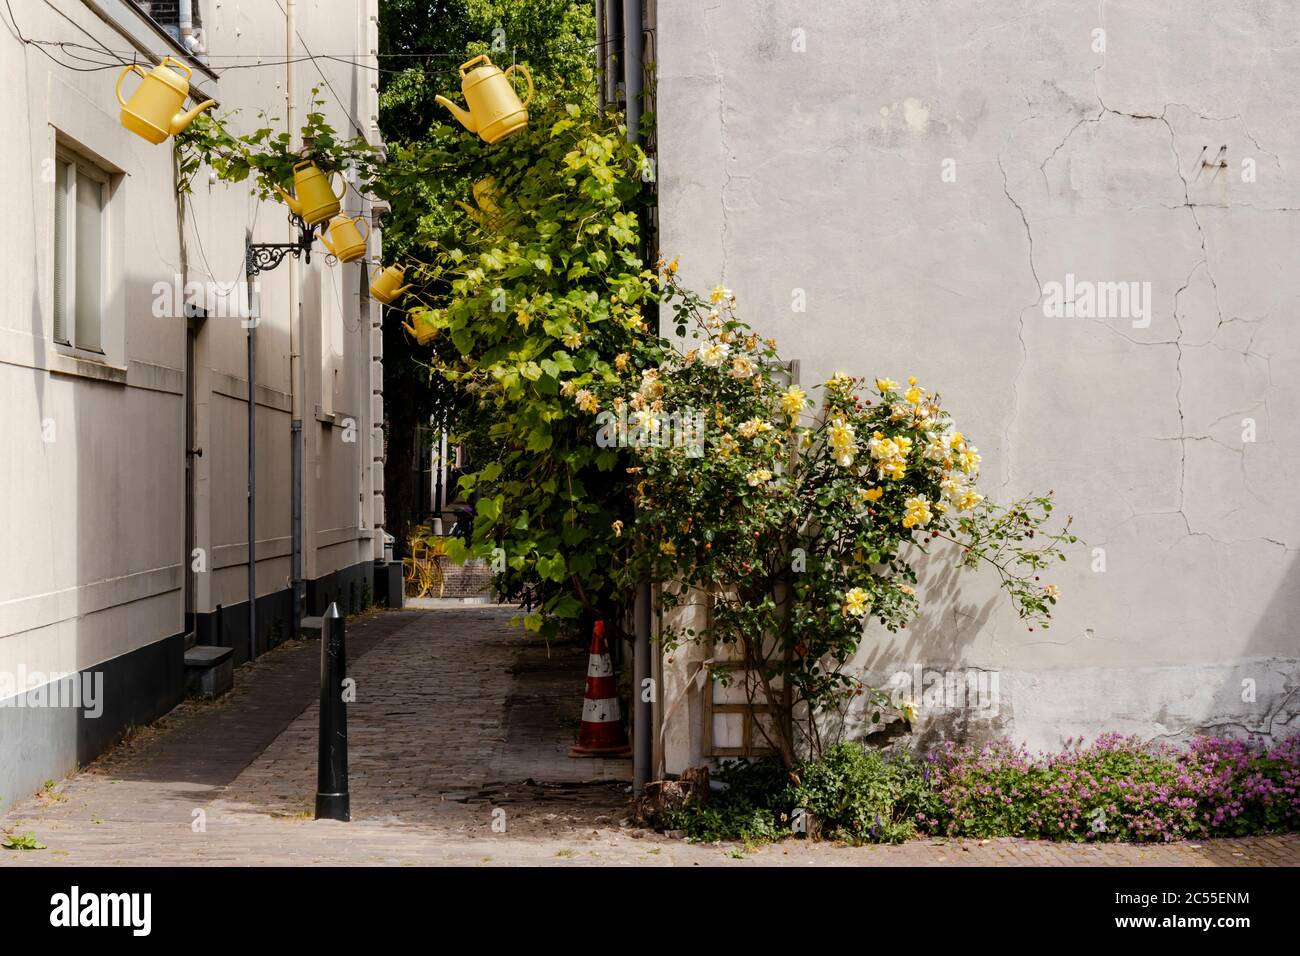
[245,215,316,277]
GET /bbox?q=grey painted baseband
[0,630,186,814]
[194,559,395,665]
[0,559,399,813]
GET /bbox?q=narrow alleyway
[1,607,1297,866]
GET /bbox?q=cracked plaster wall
[655,0,1300,762]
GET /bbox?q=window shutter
[53,159,69,344]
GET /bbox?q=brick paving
[1,606,1297,866]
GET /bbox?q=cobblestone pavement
[1,606,1298,866]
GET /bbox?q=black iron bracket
[245,215,316,277]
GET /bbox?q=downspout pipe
[605,0,623,111]
[245,230,258,664]
[178,0,204,55]
[594,1,605,112]
[622,0,651,795]
[287,0,306,642]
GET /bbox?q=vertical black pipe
[595,0,606,112]
[622,0,642,141]
[623,0,652,795]
[315,602,350,821]
[604,0,622,109]
[291,419,303,640]
[245,234,257,665]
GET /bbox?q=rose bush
[594,273,1077,764]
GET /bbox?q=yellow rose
[780,386,807,417]
[902,495,932,529]
[842,587,870,617]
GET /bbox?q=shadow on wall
[818,549,1004,753]
[71,273,191,768]
[820,543,1300,756]
[1202,550,1300,743]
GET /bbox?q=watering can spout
[171,99,216,136]
[274,184,304,217]
[435,94,477,133]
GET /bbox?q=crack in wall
[996,156,1039,494]
[1022,82,1293,552]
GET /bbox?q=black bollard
[315,602,350,821]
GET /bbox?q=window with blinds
[52,149,108,352]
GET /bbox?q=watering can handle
[459,54,491,76]
[331,171,346,201]
[115,64,147,108]
[160,55,193,79]
[354,217,370,242]
[505,64,533,108]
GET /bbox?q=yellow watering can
[403,310,439,345]
[435,55,533,145]
[456,177,511,232]
[370,264,412,305]
[319,215,369,263]
[273,161,344,227]
[116,56,216,144]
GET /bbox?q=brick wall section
[130,2,203,29]
[133,2,179,25]
[436,557,494,599]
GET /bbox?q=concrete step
[184,645,234,699]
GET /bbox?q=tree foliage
[374,2,599,555]
[384,99,656,635]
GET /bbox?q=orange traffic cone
[569,620,631,757]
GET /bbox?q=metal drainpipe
[245,230,258,664]
[178,0,202,55]
[605,0,623,111]
[594,1,605,112]
[622,0,651,795]
[287,0,306,641]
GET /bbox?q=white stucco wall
[655,0,1300,765]
[0,0,384,803]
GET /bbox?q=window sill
[316,408,358,428]
[48,349,128,385]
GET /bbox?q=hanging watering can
[273,161,344,227]
[435,55,533,145]
[319,215,369,263]
[370,264,412,305]
[404,310,438,345]
[456,176,511,232]
[116,56,216,144]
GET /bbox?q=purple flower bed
[918,733,1300,842]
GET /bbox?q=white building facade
[651,0,1300,770]
[0,0,389,804]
